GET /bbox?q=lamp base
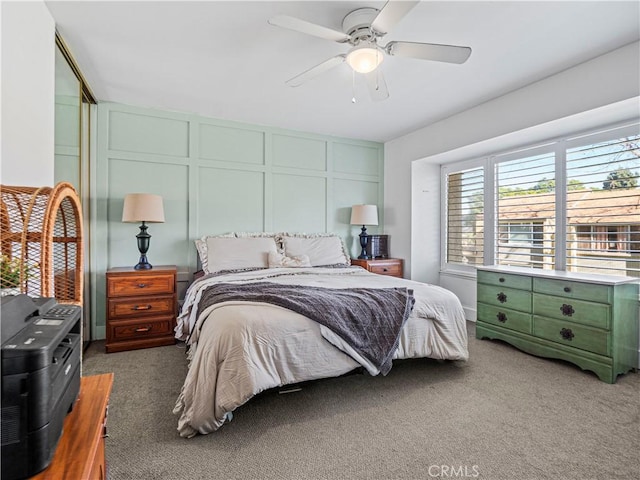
[134,256,153,270]
[358,225,371,260]
[134,222,153,270]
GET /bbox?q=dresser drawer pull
[563,286,571,293]
[496,312,507,323]
[132,304,152,311]
[135,326,152,333]
[383,268,388,272]
[136,283,149,288]
[497,292,507,303]
[560,304,575,316]
[499,277,505,283]
[560,328,574,341]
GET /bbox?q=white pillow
[204,237,278,274]
[268,251,311,268]
[195,233,235,273]
[281,234,350,267]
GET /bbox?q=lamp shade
[122,193,165,223]
[350,204,378,226]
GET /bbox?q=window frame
[440,121,639,277]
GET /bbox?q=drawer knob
[135,326,151,333]
[560,304,575,316]
[497,292,507,303]
[132,304,152,311]
[383,268,388,272]
[499,277,505,283]
[560,328,574,341]
[496,312,507,323]
[136,283,148,288]
[564,286,571,293]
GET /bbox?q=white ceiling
[45,1,640,143]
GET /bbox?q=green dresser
[476,266,639,383]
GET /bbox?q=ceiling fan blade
[371,1,420,35]
[285,55,346,87]
[386,41,472,64]
[268,15,351,43]
[364,70,390,102]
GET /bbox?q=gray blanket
[197,281,415,375]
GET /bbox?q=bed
[173,233,468,438]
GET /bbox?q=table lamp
[122,193,165,270]
[350,204,378,259]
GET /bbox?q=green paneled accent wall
[333,142,380,176]
[109,111,190,157]
[272,134,326,171]
[272,173,327,232]
[197,166,265,232]
[199,123,264,164]
[93,102,383,339]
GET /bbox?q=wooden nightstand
[105,265,177,353]
[351,258,404,278]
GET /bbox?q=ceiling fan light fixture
[346,43,384,73]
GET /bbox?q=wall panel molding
[93,102,383,339]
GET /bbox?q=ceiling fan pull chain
[351,69,357,103]
[375,50,380,91]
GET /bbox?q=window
[496,151,555,269]
[445,166,484,267]
[442,123,640,278]
[566,133,640,276]
[499,222,544,246]
[576,225,639,253]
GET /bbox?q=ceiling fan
[268,1,472,101]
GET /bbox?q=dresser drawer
[108,295,175,319]
[533,277,611,304]
[477,304,532,334]
[109,317,174,341]
[533,316,610,356]
[477,284,532,312]
[107,274,175,297]
[477,271,532,290]
[533,293,610,330]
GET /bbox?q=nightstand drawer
[533,316,610,356]
[107,274,174,297]
[533,293,610,330]
[351,258,403,278]
[369,263,402,276]
[109,317,174,341]
[108,295,175,319]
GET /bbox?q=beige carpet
[82,323,639,480]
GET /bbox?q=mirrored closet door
[54,34,96,348]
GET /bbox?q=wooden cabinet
[351,258,404,278]
[476,266,639,383]
[106,265,177,353]
[32,374,113,480]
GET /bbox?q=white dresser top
[477,265,640,286]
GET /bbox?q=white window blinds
[566,133,640,276]
[441,123,639,278]
[445,166,484,266]
[496,151,556,269]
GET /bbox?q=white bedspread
[173,267,468,437]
